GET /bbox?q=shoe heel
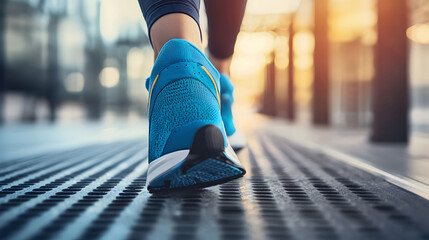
[181,124,225,173]
[190,124,225,157]
[148,124,246,193]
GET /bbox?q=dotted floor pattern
[0,135,429,240]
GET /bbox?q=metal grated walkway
[1,131,429,240]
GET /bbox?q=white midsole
[147,144,241,185]
[147,150,189,184]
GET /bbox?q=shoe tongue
[146,39,219,91]
[145,77,150,90]
[219,74,234,93]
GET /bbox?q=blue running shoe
[146,39,246,193]
[220,74,247,151]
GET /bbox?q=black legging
[138,0,247,59]
[204,0,247,59]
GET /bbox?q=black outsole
[147,169,246,193]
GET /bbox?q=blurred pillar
[287,20,295,121]
[313,0,330,125]
[0,1,5,124]
[83,2,103,120]
[118,46,130,115]
[371,0,409,142]
[84,48,104,120]
[47,14,60,122]
[261,52,276,116]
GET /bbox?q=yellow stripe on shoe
[149,67,220,111]
[201,66,221,110]
[148,74,159,110]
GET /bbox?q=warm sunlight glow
[293,31,314,70]
[246,0,301,15]
[407,24,429,45]
[293,31,314,54]
[275,36,289,70]
[295,54,313,70]
[231,32,276,77]
[329,0,376,43]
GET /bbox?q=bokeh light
[407,23,429,45]
[64,73,85,93]
[99,67,120,88]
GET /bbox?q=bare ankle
[150,13,202,59]
[208,55,232,75]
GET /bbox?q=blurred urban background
[0,0,428,136]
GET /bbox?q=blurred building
[229,0,429,137]
[0,0,428,138]
[0,0,151,123]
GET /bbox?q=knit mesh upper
[149,78,221,161]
